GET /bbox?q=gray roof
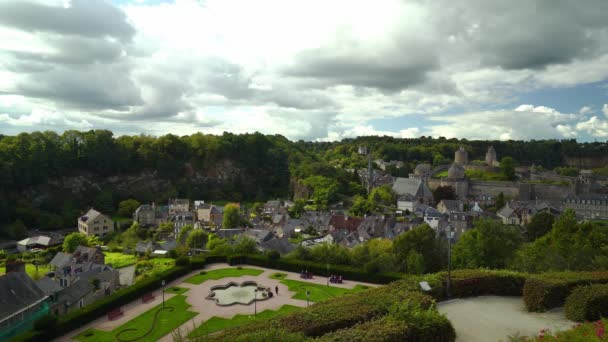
[497,206,515,218]
[50,252,73,269]
[161,239,177,251]
[439,200,463,213]
[135,241,160,254]
[424,207,443,218]
[243,229,273,243]
[392,177,432,198]
[55,280,94,306]
[216,228,245,239]
[36,277,62,295]
[79,208,103,223]
[0,272,46,322]
[260,238,296,254]
[18,235,54,247]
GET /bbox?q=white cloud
[580,106,592,115]
[603,104,608,117]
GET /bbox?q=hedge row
[427,269,527,301]
[318,314,455,342]
[523,271,608,312]
[227,254,404,284]
[564,284,608,322]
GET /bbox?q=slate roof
[329,215,364,232]
[424,207,443,218]
[54,279,94,306]
[135,241,160,254]
[497,206,516,218]
[282,219,305,237]
[36,277,62,295]
[79,208,103,223]
[392,177,433,198]
[300,211,332,229]
[161,239,177,251]
[438,200,464,213]
[243,229,273,243]
[0,272,46,322]
[74,246,102,261]
[50,252,73,269]
[216,228,245,239]
[259,238,296,254]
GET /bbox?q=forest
[1,130,607,238]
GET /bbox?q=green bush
[564,284,608,322]
[523,272,608,312]
[429,269,526,301]
[32,315,58,334]
[175,256,190,267]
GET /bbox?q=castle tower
[454,147,468,165]
[485,146,497,167]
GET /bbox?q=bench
[142,292,155,303]
[107,308,123,321]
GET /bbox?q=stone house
[168,198,190,215]
[423,207,444,229]
[197,204,224,229]
[170,211,195,230]
[563,194,608,219]
[133,204,156,227]
[437,200,464,215]
[78,209,113,237]
[393,177,433,206]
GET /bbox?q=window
[103,226,108,230]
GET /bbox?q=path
[438,296,575,342]
[57,263,378,342]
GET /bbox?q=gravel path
[438,296,575,342]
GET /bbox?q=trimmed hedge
[428,269,527,301]
[228,254,404,284]
[564,284,608,322]
[523,271,608,312]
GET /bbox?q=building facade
[78,209,113,237]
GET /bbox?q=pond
[206,281,272,306]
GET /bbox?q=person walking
[275,285,279,295]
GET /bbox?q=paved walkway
[438,296,575,342]
[58,263,377,342]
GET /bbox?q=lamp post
[326,263,329,287]
[306,290,310,307]
[446,225,455,300]
[254,289,258,316]
[161,280,166,308]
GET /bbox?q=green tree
[177,225,193,245]
[234,237,258,254]
[63,232,88,252]
[452,219,522,269]
[303,175,340,209]
[223,203,241,228]
[117,199,141,218]
[495,192,505,210]
[393,224,441,273]
[7,220,28,240]
[288,199,306,219]
[500,157,516,180]
[526,212,555,241]
[406,250,425,275]
[186,230,208,249]
[349,195,371,216]
[432,185,456,204]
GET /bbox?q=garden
[184,267,263,285]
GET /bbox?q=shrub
[33,315,58,334]
[267,250,280,260]
[175,256,190,267]
[524,272,608,312]
[564,284,608,322]
[426,269,526,301]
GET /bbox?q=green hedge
[523,271,608,312]
[228,254,404,284]
[564,284,608,322]
[428,269,527,301]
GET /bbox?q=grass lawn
[184,267,264,285]
[166,286,189,295]
[434,170,449,178]
[269,272,288,280]
[104,252,137,269]
[188,305,301,338]
[0,263,51,280]
[280,279,369,302]
[149,258,175,272]
[74,294,197,342]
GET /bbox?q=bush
[564,284,608,322]
[33,315,58,334]
[267,250,280,260]
[523,272,608,312]
[175,256,190,267]
[425,269,526,301]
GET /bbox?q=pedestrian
[275,285,279,295]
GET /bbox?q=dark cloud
[285,40,439,92]
[0,0,135,42]
[13,63,143,110]
[431,0,608,70]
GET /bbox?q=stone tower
[454,147,468,165]
[485,146,497,167]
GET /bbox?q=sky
[1,0,608,142]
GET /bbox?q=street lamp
[306,290,310,307]
[161,280,166,308]
[446,225,455,300]
[254,289,258,316]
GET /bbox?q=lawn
[184,267,264,285]
[104,252,137,269]
[269,272,288,280]
[166,286,189,295]
[0,263,51,280]
[434,170,449,178]
[188,305,301,338]
[74,294,197,342]
[111,216,132,223]
[280,279,369,302]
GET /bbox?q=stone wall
[469,180,520,199]
[531,184,572,201]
